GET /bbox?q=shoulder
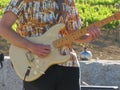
[4,0,24,18]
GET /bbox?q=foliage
[0,0,16,30]
[0,0,9,18]
[75,1,120,29]
[0,0,9,8]
[75,0,120,5]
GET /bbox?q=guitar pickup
[25,51,34,62]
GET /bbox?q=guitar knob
[34,71,38,75]
[36,65,40,68]
[35,59,40,63]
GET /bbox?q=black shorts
[23,65,80,90]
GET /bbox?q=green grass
[0,0,10,18]
[75,2,120,29]
[75,0,120,5]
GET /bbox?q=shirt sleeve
[4,0,24,18]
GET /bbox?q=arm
[0,12,50,57]
[0,12,31,49]
[71,2,101,44]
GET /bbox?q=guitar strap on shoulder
[55,0,66,23]
[55,0,73,48]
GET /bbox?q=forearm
[0,23,33,51]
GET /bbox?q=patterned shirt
[4,0,82,67]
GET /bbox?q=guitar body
[9,11,120,82]
[9,24,70,82]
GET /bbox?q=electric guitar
[9,12,120,82]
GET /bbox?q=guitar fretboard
[53,13,118,48]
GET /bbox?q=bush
[75,1,120,29]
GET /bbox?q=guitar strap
[55,0,73,48]
[55,0,66,34]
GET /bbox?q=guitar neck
[53,13,118,48]
[91,15,115,28]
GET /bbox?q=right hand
[28,43,51,58]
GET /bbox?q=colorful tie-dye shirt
[5,0,82,67]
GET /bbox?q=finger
[70,53,77,60]
[41,45,51,50]
[37,48,51,58]
[89,28,100,39]
[94,28,101,38]
[38,52,49,58]
[89,30,96,39]
[45,45,51,49]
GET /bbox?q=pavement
[0,56,120,90]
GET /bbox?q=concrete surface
[80,60,120,88]
[0,56,120,90]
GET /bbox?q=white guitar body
[9,11,120,82]
[9,24,70,82]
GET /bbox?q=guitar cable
[22,66,31,90]
[0,53,4,69]
[76,56,82,90]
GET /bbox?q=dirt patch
[0,29,120,60]
[73,29,120,60]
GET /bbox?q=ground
[0,29,120,60]
[73,29,120,60]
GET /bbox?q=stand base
[81,85,119,90]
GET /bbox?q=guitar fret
[53,12,120,48]
[53,28,87,48]
[94,15,115,28]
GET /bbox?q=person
[0,0,100,90]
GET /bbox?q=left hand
[74,26,101,43]
[87,26,101,40]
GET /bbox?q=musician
[0,0,100,90]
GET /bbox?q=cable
[0,53,4,69]
[22,66,31,90]
[76,56,81,90]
